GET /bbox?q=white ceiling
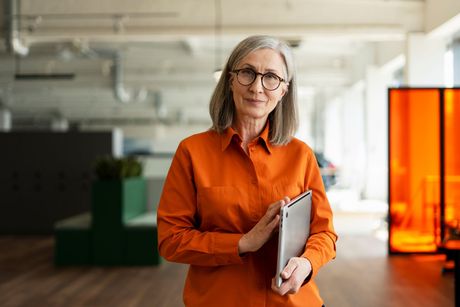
[0,0,425,125]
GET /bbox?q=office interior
[1,0,460,306]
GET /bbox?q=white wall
[339,82,367,196]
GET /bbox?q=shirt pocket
[197,186,246,232]
[272,176,304,201]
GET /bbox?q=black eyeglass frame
[231,68,287,91]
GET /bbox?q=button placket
[248,145,260,186]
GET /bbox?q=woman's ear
[228,73,234,89]
[229,73,234,91]
[280,83,289,98]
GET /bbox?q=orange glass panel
[444,89,460,242]
[389,89,440,253]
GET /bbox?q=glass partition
[389,88,460,253]
[389,89,440,253]
[444,89,460,244]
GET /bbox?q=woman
[157,35,337,307]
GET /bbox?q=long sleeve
[157,141,245,266]
[301,148,338,281]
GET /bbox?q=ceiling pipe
[112,51,131,103]
[6,0,29,56]
[56,42,132,103]
[89,48,132,103]
[4,0,141,105]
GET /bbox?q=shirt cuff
[302,250,320,282]
[212,233,246,265]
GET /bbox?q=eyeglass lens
[237,69,281,90]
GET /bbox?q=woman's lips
[245,98,265,104]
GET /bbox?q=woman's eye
[241,69,255,77]
[265,73,278,81]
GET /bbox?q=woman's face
[230,48,288,123]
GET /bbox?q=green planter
[91,177,146,265]
[54,213,92,266]
[124,212,161,265]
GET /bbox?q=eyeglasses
[232,68,286,91]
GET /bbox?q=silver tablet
[275,190,312,287]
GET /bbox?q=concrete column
[324,96,344,167]
[404,33,446,86]
[0,108,12,131]
[339,82,367,197]
[112,128,123,158]
[312,93,326,153]
[453,38,460,86]
[364,66,392,200]
[295,88,315,146]
[50,117,69,132]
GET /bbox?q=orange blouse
[157,125,337,307]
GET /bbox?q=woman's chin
[238,107,271,120]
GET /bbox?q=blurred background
[1,0,457,197]
[0,0,459,306]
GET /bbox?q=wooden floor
[0,234,454,307]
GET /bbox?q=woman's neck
[233,116,267,152]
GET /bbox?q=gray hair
[209,35,298,146]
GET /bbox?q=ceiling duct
[112,51,131,103]
[95,48,132,103]
[57,42,132,103]
[3,0,131,104]
[5,0,29,56]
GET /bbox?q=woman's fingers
[238,197,291,254]
[268,197,290,217]
[261,199,284,224]
[271,257,312,296]
[267,213,280,232]
[264,197,291,230]
[281,258,296,279]
[268,199,284,213]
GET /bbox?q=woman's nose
[248,75,264,93]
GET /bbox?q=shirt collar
[221,122,272,154]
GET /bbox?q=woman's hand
[238,197,290,254]
[271,257,312,296]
